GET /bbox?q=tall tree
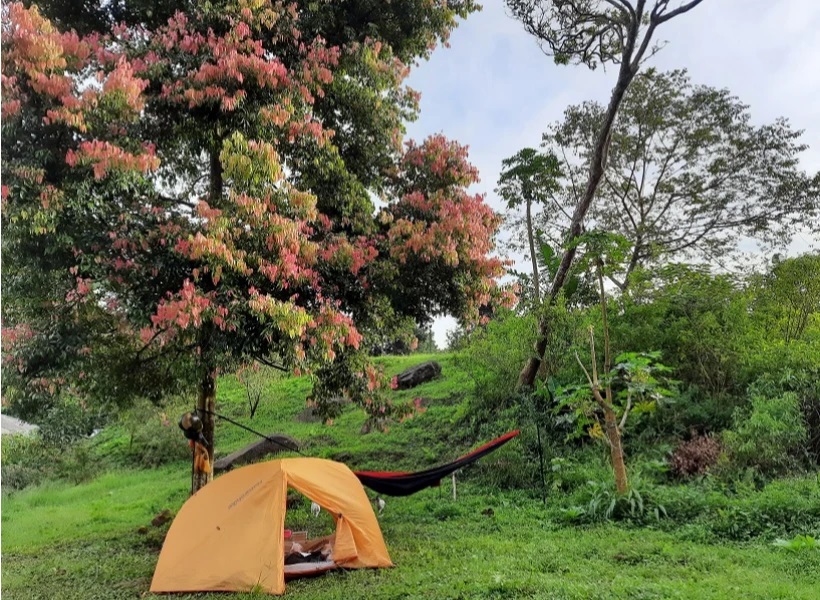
[1,2,508,492]
[534,69,818,289]
[505,0,707,388]
[752,253,820,344]
[497,148,561,304]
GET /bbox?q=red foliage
[385,135,515,323]
[669,434,722,478]
[2,2,512,421]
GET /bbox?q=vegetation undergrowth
[4,353,820,599]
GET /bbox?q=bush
[744,365,820,466]
[705,478,820,541]
[0,434,55,491]
[459,306,579,425]
[54,442,100,484]
[724,391,808,477]
[560,480,669,525]
[1,463,45,491]
[0,428,104,491]
[456,311,538,415]
[120,399,191,468]
[653,476,820,541]
[669,434,721,478]
[614,266,753,400]
[38,399,101,446]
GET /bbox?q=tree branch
[618,390,633,430]
[655,0,706,24]
[253,355,289,372]
[575,349,594,388]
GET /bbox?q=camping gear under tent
[150,457,392,595]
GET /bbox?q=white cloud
[405,1,820,348]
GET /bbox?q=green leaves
[497,147,562,209]
[571,230,631,275]
[553,345,675,443]
[538,68,816,280]
[773,535,819,552]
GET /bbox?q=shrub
[0,434,54,490]
[724,391,808,477]
[669,434,721,478]
[121,399,190,468]
[705,478,820,541]
[456,311,538,416]
[638,476,820,541]
[0,427,105,491]
[614,266,753,400]
[459,306,577,424]
[561,480,669,524]
[745,366,820,466]
[53,442,100,484]
[773,535,820,552]
[1,463,45,491]
[37,399,101,446]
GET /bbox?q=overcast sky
[402,0,820,348]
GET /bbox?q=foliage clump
[724,391,808,478]
[669,434,722,478]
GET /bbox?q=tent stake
[451,472,457,501]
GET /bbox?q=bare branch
[575,349,595,388]
[655,0,706,24]
[619,390,633,429]
[253,355,289,372]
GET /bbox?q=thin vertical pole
[536,424,547,505]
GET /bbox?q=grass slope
[3,354,820,599]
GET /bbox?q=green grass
[3,353,820,598]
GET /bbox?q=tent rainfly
[151,457,392,595]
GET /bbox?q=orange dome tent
[150,457,392,595]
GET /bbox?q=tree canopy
[497,147,562,304]
[536,69,819,289]
[1,0,510,450]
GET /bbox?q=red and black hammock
[354,430,520,497]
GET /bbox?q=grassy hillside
[3,354,820,599]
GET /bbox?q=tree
[557,232,673,493]
[752,253,820,344]
[497,148,561,304]
[504,0,706,387]
[1,2,508,492]
[535,69,818,289]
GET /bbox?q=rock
[394,361,441,390]
[213,434,300,473]
[0,414,38,436]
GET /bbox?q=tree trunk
[604,408,629,495]
[192,366,216,492]
[519,54,639,390]
[526,196,540,304]
[191,143,223,494]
